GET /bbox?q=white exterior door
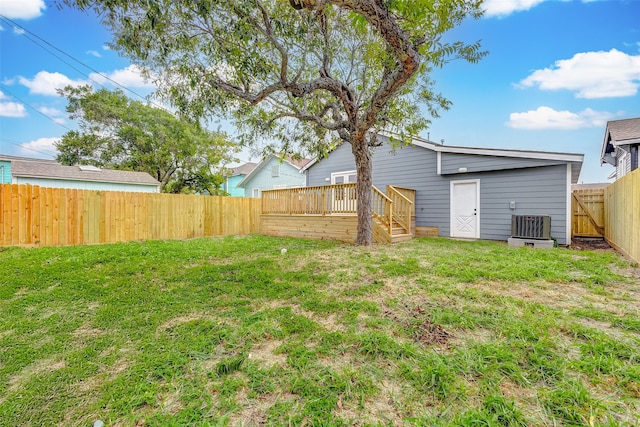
[450,179,479,239]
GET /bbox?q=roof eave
[12,173,160,186]
[237,156,273,187]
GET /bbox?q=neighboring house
[238,154,310,198]
[223,162,257,197]
[0,157,10,184]
[600,117,640,180]
[0,155,161,193]
[304,134,583,245]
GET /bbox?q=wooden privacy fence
[572,188,605,237]
[0,184,261,247]
[605,169,640,264]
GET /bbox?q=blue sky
[1,0,639,183]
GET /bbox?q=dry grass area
[1,235,639,426]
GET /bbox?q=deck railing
[262,184,358,215]
[262,183,415,235]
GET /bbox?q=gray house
[304,135,583,245]
[600,117,640,180]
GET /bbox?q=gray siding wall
[307,140,570,245]
[441,152,564,174]
[468,164,568,244]
[616,145,631,178]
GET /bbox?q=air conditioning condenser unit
[511,215,551,240]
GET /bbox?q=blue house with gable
[238,154,310,198]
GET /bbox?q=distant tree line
[56,86,238,194]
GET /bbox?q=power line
[9,28,112,91]
[0,84,73,131]
[0,138,58,159]
[0,14,160,107]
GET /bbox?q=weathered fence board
[605,169,640,264]
[0,184,261,247]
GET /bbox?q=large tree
[66,0,485,244]
[56,85,237,194]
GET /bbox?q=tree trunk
[352,135,373,246]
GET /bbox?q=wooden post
[322,187,326,216]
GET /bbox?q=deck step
[390,233,413,243]
[372,215,412,244]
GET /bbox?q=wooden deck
[260,184,417,243]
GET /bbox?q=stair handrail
[372,185,393,234]
[387,185,413,234]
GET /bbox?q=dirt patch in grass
[318,352,359,371]
[499,379,551,425]
[413,318,451,347]
[76,373,105,393]
[258,300,348,333]
[334,378,404,426]
[156,313,220,332]
[611,265,640,284]
[575,317,639,341]
[474,280,605,311]
[72,323,104,339]
[450,327,494,345]
[407,305,451,347]
[7,357,66,394]
[571,237,613,251]
[157,389,184,415]
[229,390,298,426]
[315,312,348,332]
[384,304,452,348]
[249,340,287,367]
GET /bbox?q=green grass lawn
[1,236,638,426]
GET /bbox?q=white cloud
[18,137,59,158]
[89,65,156,89]
[18,71,87,96]
[0,101,27,117]
[37,106,63,116]
[519,49,640,98]
[506,106,616,130]
[37,106,66,124]
[0,0,46,20]
[0,90,8,100]
[13,27,25,35]
[483,0,547,17]
[86,50,102,58]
